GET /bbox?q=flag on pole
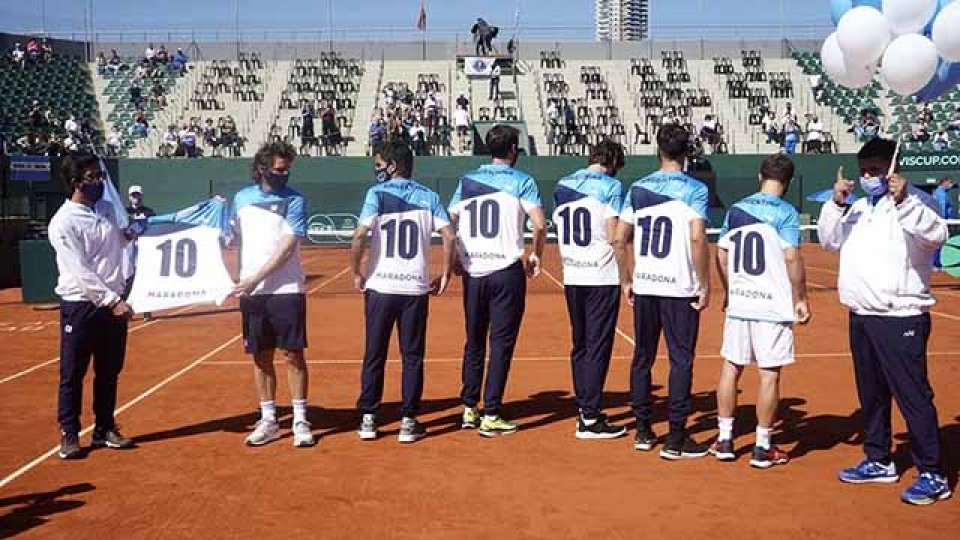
[416,1,427,31]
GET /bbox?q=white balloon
[821,32,875,89]
[837,7,892,65]
[883,0,938,35]
[881,34,940,95]
[932,1,960,62]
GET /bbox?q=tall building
[595,0,649,41]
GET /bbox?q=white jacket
[48,200,128,307]
[818,187,947,317]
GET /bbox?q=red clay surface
[0,245,958,538]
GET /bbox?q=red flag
[416,2,427,31]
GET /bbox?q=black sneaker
[749,445,789,469]
[58,433,82,460]
[659,432,710,460]
[708,438,736,461]
[576,414,627,440]
[633,422,658,451]
[91,427,135,449]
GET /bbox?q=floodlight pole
[235,0,241,61]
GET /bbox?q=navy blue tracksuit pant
[357,290,428,418]
[564,285,621,419]
[58,301,128,435]
[630,295,700,433]
[849,313,943,475]
[461,261,526,416]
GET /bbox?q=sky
[0,1,832,39]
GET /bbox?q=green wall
[112,154,870,227]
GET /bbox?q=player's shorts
[240,293,307,354]
[720,317,794,368]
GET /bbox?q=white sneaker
[358,413,378,440]
[292,420,316,448]
[244,420,280,446]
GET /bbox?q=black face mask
[80,182,104,203]
[375,165,391,183]
[264,170,289,189]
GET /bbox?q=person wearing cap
[125,186,156,319]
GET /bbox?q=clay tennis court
[0,244,957,538]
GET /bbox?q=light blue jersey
[232,184,307,295]
[619,171,708,297]
[718,192,800,323]
[449,163,542,277]
[360,178,450,295]
[553,168,624,286]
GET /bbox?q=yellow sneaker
[479,415,518,437]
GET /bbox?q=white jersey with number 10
[718,192,800,323]
[552,169,623,286]
[620,171,709,298]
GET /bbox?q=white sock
[484,414,498,421]
[718,417,734,441]
[292,399,308,424]
[756,426,772,450]
[260,401,277,424]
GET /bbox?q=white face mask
[859,175,887,197]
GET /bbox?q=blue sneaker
[901,473,953,506]
[838,459,899,484]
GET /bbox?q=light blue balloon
[831,0,854,25]
[915,60,960,102]
[853,0,882,9]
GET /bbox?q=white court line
[0,304,197,386]
[805,264,960,320]
[0,335,242,491]
[307,266,352,295]
[540,268,636,346]
[201,350,960,366]
[0,266,351,491]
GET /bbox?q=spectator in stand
[129,82,143,108]
[40,39,53,63]
[808,73,822,101]
[179,123,199,158]
[107,127,124,157]
[62,132,80,154]
[369,118,387,153]
[171,48,188,74]
[96,52,107,76]
[782,117,800,154]
[220,116,239,153]
[11,43,25,70]
[918,104,934,125]
[471,18,495,55]
[763,111,778,144]
[409,120,428,156]
[934,176,956,220]
[155,45,169,65]
[129,111,149,138]
[27,101,44,127]
[781,102,794,122]
[46,134,63,157]
[201,118,218,154]
[948,110,960,133]
[425,92,440,136]
[435,115,453,156]
[489,62,501,101]
[933,128,950,152]
[26,38,40,66]
[16,132,39,154]
[456,93,469,111]
[107,49,123,73]
[454,106,471,151]
[913,120,931,143]
[699,115,720,148]
[64,114,80,136]
[144,43,156,65]
[159,125,178,157]
[805,115,824,154]
[44,107,57,126]
[151,80,167,107]
[300,106,316,154]
[132,61,147,85]
[320,102,340,153]
[563,99,577,132]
